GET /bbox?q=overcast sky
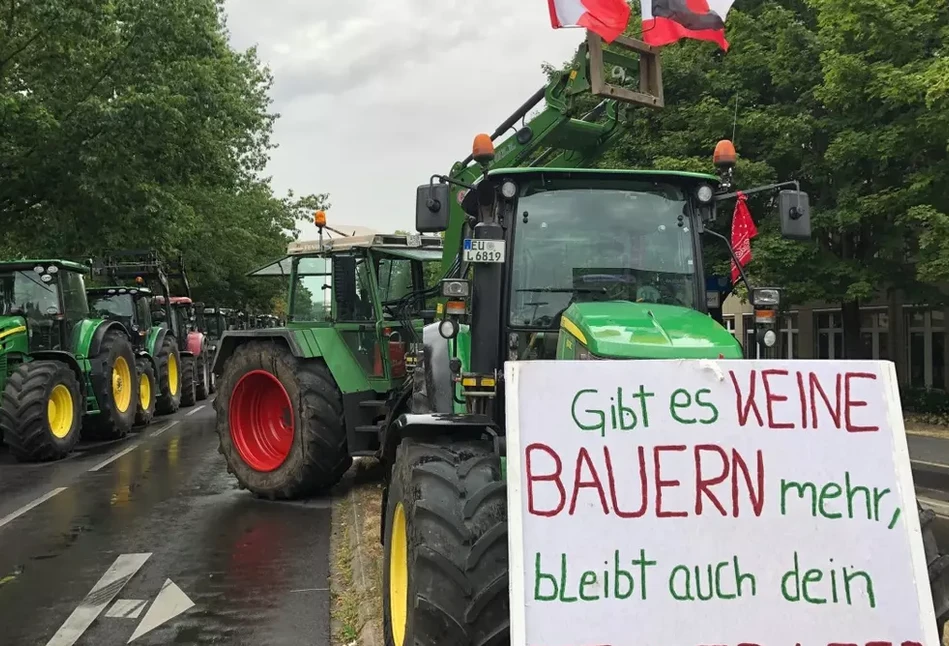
[221,0,585,240]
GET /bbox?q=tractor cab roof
[0,259,89,274]
[87,286,154,297]
[247,233,443,277]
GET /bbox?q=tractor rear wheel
[382,439,508,646]
[83,329,138,440]
[214,340,351,499]
[134,358,157,427]
[180,355,196,408]
[195,345,210,401]
[155,335,182,415]
[0,361,82,462]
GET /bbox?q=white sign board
[505,359,937,646]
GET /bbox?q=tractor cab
[0,260,92,353]
[202,307,230,341]
[152,295,195,344]
[241,232,444,382]
[87,286,153,350]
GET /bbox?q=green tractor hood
[0,315,27,343]
[558,301,743,360]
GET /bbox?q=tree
[0,0,326,313]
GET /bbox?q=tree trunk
[841,300,867,359]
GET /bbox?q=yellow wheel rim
[139,372,151,411]
[168,352,179,396]
[112,355,133,414]
[389,502,408,646]
[47,384,74,439]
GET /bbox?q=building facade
[722,293,949,391]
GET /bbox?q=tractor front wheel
[134,358,157,427]
[84,330,138,440]
[180,355,196,408]
[0,361,82,462]
[382,439,509,646]
[155,335,182,415]
[214,341,351,499]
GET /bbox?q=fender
[87,320,131,357]
[145,326,171,357]
[211,329,305,375]
[29,351,86,397]
[186,331,205,357]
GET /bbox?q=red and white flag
[548,0,632,43]
[730,192,757,283]
[642,0,735,51]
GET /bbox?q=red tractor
[151,293,211,406]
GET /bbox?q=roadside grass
[330,459,385,646]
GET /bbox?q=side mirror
[416,183,451,233]
[779,190,811,240]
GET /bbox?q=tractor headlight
[40,274,52,283]
[752,288,781,308]
[697,184,714,204]
[441,279,470,298]
[762,329,777,347]
[501,180,518,199]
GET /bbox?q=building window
[859,309,889,361]
[723,316,736,338]
[815,310,843,359]
[906,308,945,389]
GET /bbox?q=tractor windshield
[89,294,135,328]
[509,179,698,328]
[206,314,223,337]
[0,270,61,319]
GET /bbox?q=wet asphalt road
[0,400,332,646]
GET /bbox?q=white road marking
[45,553,152,646]
[150,420,179,437]
[128,579,195,642]
[185,405,204,417]
[88,444,140,472]
[106,599,148,619]
[912,458,949,469]
[0,487,67,530]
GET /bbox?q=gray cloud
[223,0,586,238]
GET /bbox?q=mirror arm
[702,227,754,296]
[430,174,474,192]
[715,180,801,208]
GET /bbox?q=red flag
[641,0,735,51]
[548,0,632,43]
[730,191,757,283]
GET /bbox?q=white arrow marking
[128,578,194,642]
[106,599,148,619]
[46,553,152,646]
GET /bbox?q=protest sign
[504,359,937,646]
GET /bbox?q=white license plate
[463,239,505,263]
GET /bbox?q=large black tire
[920,503,949,639]
[83,329,138,440]
[195,343,210,401]
[382,439,508,646]
[134,358,157,427]
[154,335,182,416]
[213,340,351,499]
[0,361,82,462]
[180,355,196,408]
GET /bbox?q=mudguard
[86,320,131,358]
[135,349,159,375]
[211,329,305,375]
[186,331,205,357]
[380,412,500,466]
[145,326,171,358]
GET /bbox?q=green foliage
[902,387,949,426]
[0,0,327,312]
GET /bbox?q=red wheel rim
[229,370,294,472]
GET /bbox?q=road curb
[348,483,383,646]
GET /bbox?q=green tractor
[93,251,185,417]
[0,260,139,461]
[210,231,443,497]
[201,306,235,394]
